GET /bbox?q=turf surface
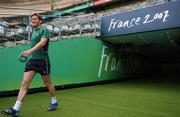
[0,75,180,117]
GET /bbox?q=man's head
[31,13,43,28]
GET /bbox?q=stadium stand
[0,0,175,47]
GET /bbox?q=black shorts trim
[24,58,50,75]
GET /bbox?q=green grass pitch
[0,75,180,117]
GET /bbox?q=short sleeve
[41,27,50,39]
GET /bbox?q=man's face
[31,15,42,27]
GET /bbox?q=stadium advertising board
[101,1,180,37]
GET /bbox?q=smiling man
[2,13,58,117]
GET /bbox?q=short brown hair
[31,13,42,21]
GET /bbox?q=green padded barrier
[0,36,156,92]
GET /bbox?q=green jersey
[30,26,50,59]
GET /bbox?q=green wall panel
[0,36,152,92]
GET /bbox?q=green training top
[30,26,50,59]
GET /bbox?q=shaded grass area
[0,75,180,117]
